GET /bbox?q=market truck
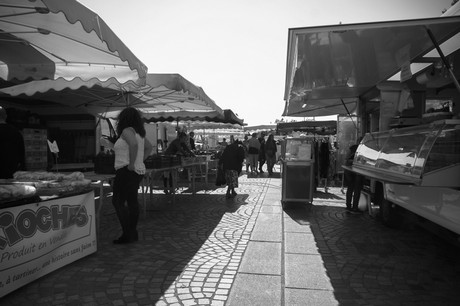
[343,119,460,240]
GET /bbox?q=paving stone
[227,273,281,306]
[285,253,334,290]
[259,205,282,214]
[285,288,339,306]
[283,211,313,233]
[251,213,282,242]
[238,241,282,275]
[285,232,319,254]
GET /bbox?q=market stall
[141,108,245,190]
[0,1,147,297]
[0,72,227,172]
[282,15,460,157]
[282,14,460,216]
[0,171,96,298]
[0,0,148,172]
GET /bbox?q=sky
[78,0,454,126]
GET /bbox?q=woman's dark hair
[116,107,146,137]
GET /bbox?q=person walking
[0,107,25,179]
[189,131,196,151]
[265,134,277,176]
[247,133,260,174]
[219,137,245,199]
[221,138,228,149]
[163,132,194,194]
[112,107,153,244]
[344,139,363,214]
[258,133,266,173]
[242,134,250,173]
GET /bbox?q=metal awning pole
[425,27,460,94]
[340,98,358,131]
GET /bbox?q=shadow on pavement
[313,190,344,200]
[285,200,460,305]
[283,204,311,225]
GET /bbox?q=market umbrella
[97,73,228,125]
[142,109,244,139]
[0,77,142,115]
[0,0,147,88]
[143,110,225,123]
[0,73,223,116]
[244,125,277,134]
[223,109,244,126]
[181,109,245,146]
[133,74,223,114]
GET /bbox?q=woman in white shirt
[112,107,152,244]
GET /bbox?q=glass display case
[345,119,460,235]
[352,119,460,187]
[281,137,315,204]
[283,137,314,161]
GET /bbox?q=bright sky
[78,0,453,126]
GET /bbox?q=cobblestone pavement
[2,169,460,305]
[2,174,271,306]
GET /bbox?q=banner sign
[0,191,97,297]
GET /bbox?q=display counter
[0,190,97,297]
[344,119,460,234]
[347,119,460,187]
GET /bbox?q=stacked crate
[23,128,48,171]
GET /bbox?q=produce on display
[0,171,92,204]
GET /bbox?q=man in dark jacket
[189,131,196,151]
[344,139,363,213]
[264,134,277,176]
[219,138,245,199]
[258,133,266,173]
[163,132,194,194]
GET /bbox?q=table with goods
[142,154,211,209]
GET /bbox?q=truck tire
[373,183,402,228]
[380,198,402,228]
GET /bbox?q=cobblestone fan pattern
[1,177,270,306]
[300,190,460,306]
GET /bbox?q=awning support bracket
[340,98,358,132]
[425,26,460,94]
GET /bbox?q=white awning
[284,16,460,117]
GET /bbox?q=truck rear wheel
[380,198,402,228]
[374,183,401,228]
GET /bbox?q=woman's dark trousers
[112,167,142,241]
